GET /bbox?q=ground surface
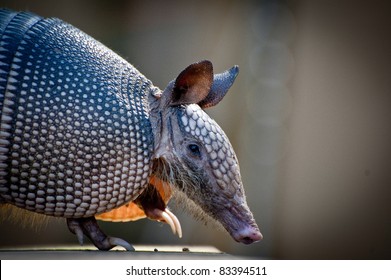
[0,245,239,260]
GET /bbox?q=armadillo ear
[171,60,213,106]
[198,65,239,109]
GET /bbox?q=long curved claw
[165,209,182,238]
[133,181,182,238]
[160,210,176,235]
[66,217,135,251]
[107,237,135,251]
[154,209,182,238]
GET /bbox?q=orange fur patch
[95,175,172,222]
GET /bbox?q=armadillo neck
[0,10,155,218]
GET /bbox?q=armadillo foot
[66,217,135,251]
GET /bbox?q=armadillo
[0,9,262,250]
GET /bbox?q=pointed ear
[198,65,239,109]
[170,60,213,106]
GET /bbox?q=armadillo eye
[187,144,201,157]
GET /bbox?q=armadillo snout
[232,226,263,244]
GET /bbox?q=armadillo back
[0,9,154,218]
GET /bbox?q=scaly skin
[0,9,262,250]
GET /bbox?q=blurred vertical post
[238,1,295,258]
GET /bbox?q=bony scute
[0,8,262,250]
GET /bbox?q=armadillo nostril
[234,228,263,244]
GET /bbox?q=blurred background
[1,0,390,259]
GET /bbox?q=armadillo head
[150,61,262,244]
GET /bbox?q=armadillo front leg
[66,217,135,251]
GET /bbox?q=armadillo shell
[0,9,155,218]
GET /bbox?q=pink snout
[232,226,263,244]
